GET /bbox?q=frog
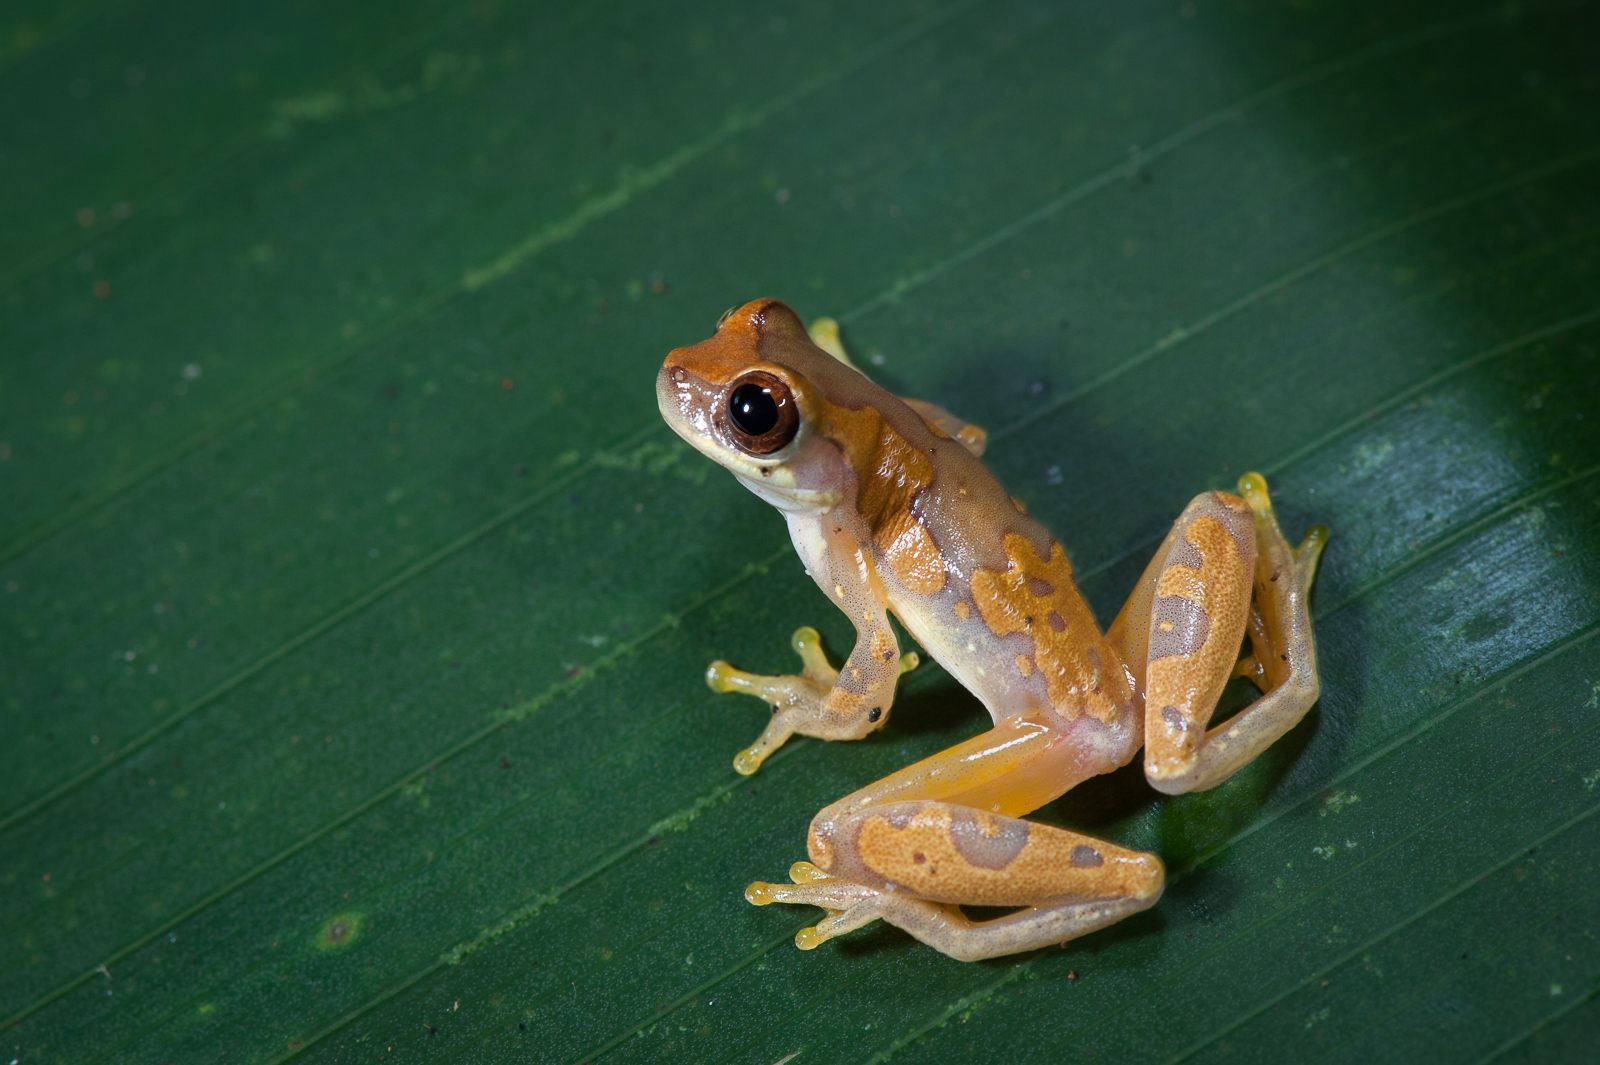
[656,298,1328,961]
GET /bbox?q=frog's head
[658,298,845,512]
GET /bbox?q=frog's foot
[747,861,890,948]
[807,317,857,368]
[707,627,918,775]
[865,894,1158,962]
[1235,472,1328,693]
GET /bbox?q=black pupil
[729,382,780,436]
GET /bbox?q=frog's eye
[726,372,799,454]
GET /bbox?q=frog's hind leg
[1110,473,1328,795]
[749,801,1162,962]
[746,713,1163,961]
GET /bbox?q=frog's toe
[797,902,886,950]
[705,660,737,692]
[790,626,838,686]
[733,713,797,776]
[1296,523,1331,566]
[1237,470,1274,518]
[745,873,877,911]
[746,870,887,949]
[704,659,831,773]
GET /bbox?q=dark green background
[4,1,1599,1061]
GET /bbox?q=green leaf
[4,1,1598,1062]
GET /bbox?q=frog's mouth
[656,361,717,444]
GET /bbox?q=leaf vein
[0,0,981,569]
[1474,978,1600,1064]
[1304,885,1600,1065]
[0,421,659,838]
[839,1,1557,331]
[1170,794,1600,1062]
[0,541,789,1030]
[992,155,1600,444]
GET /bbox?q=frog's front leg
[707,515,918,775]
[1107,473,1329,794]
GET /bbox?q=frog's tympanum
[657,299,1327,961]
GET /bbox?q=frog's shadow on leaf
[878,664,990,739]
[864,330,1065,452]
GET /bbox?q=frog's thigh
[759,800,1162,961]
[830,801,1163,910]
[1132,491,1257,785]
[1143,473,1329,795]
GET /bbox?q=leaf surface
[3,1,1599,1062]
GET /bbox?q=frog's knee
[1128,851,1166,902]
[806,815,837,871]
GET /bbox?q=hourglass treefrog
[656,299,1327,960]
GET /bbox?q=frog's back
[749,301,1134,733]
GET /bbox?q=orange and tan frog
[656,298,1327,961]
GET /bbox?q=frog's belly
[889,588,1142,772]
[888,590,1050,726]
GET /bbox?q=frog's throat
[732,470,840,513]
